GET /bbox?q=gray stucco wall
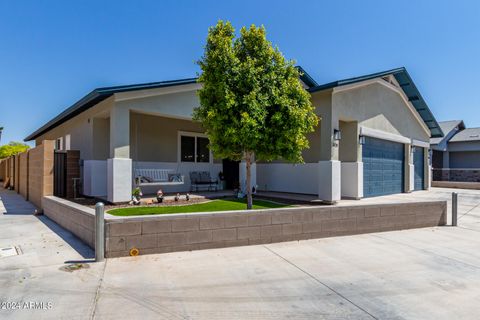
[333,82,430,143]
[130,113,204,162]
[449,151,480,168]
[35,97,114,160]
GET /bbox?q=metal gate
[363,136,405,197]
[54,151,67,197]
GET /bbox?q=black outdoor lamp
[333,129,342,141]
[359,135,366,145]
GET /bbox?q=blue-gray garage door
[413,147,424,191]
[363,137,404,197]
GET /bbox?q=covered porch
[84,107,250,203]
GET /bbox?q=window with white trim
[179,133,210,163]
[55,137,63,151]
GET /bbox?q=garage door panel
[363,137,404,197]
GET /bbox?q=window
[55,137,63,151]
[180,136,195,162]
[65,134,71,150]
[179,133,210,163]
[196,137,209,162]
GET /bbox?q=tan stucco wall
[34,97,114,160]
[332,82,430,142]
[311,90,334,161]
[339,120,359,162]
[112,88,199,158]
[92,117,110,160]
[130,113,203,162]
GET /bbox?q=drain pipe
[95,202,105,262]
[452,192,458,227]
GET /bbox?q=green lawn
[107,198,289,216]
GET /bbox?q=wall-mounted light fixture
[359,135,366,145]
[333,129,342,141]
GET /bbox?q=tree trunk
[245,152,253,210]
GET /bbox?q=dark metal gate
[54,151,67,197]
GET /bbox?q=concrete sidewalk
[1,187,480,319]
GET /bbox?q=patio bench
[134,168,184,187]
[189,171,218,192]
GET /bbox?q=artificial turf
[107,198,288,216]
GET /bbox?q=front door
[222,159,240,190]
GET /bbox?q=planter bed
[107,198,290,216]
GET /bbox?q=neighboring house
[24,67,443,203]
[431,120,480,182]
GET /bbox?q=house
[431,120,480,182]
[24,67,443,203]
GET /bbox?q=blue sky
[1,0,479,145]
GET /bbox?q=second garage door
[363,137,405,197]
[413,147,425,191]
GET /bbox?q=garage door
[363,137,404,197]
[413,147,424,191]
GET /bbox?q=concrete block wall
[9,156,15,187]
[0,159,6,181]
[27,140,54,209]
[18,152,29,199]
[104,201,447,258]
[14,155,20,192]
[42,196,95,248]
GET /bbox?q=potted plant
[156,189,164,203]
[132,187,142,205]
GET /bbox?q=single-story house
[24,66,443,203]
[431,120,480,181]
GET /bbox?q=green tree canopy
[194,21,318,208]
[0,141,30,159]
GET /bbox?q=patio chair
[189,171,218,192]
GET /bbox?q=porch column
[318,104,341,203]
[339,121,363,199]
[425,147,431,190]
[405,144,414,193]
[107,106,132,203]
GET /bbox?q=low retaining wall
[105,201,446,258]
[40,196,447,258]
[42,196,95,248]
[432,181,480,190]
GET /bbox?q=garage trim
[411,139,429,148]
[360,127,410,144]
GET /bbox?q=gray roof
[430,120,465,144]
[25,66,317,141]
[450,127,480,142]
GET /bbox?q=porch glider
[134,168,184,186]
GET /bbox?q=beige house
[25,67,443,203]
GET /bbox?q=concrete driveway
[1,187,480,319]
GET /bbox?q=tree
[194,21,318,209]
[0,141,30,159]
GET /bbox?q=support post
[452,192,458,227]
[95,202,105,262]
